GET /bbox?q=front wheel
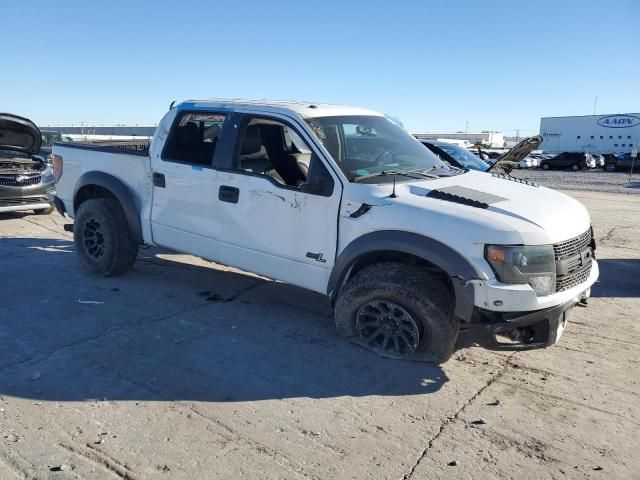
[333,262,459,362]
[571,163,579,171]
[74,198,138,276]
[541,162,550,170]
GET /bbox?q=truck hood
[345,170,591,244]
[0,114,42,155]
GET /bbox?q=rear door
[212,112,343,293]
[150,110,230,261]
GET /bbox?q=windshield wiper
[353,169,438,182]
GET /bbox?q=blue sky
[2,0,638,135]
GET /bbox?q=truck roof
[178,98,383,119]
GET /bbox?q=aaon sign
[597,114,640,129]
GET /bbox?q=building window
[614,144,618,147]
[577,135,581,139]
[590,135,594,139]
[600,136,603,139]
[609,136,613,139]
[628,136,632,139]
[622,144,626,147]
[618,135,622,139]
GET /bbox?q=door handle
[153,172,165,188]
[219,185,239,203]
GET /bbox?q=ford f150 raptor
[52,99,599,362]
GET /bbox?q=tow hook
[63,224,74,233]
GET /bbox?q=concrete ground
[0,190,638,480]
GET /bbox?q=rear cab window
[162,112,227,166]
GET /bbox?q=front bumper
[0,187,56,213]
[0,174,56,212]
[473,259,599,313]
[461,288,589,350]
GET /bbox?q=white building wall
[413,131,504,147]
[539,113,640,154]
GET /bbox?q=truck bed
[53,140,154,241]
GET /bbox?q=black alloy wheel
[355,299,421,358]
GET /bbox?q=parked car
[590,153,605,169]
[418,140,490,171]
[605,152,637,172]
[540,152,596,171]
[0,114,56,215]
[52,99,598,362]
[514,156,536,169]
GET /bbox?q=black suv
[539,152,595,171]
[0,114,56,215]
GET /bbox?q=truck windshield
[306,115,448,181]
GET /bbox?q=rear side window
[162,112,227,166]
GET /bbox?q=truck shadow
[591,258,640,298]
[0,238,448,403]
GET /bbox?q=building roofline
[540,113,640,120]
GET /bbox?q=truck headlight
[485,244,556,296]
[41,165,55,182]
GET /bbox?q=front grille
[553,229,593,292]
[556,262,592,291]
[553,229,592,259]
[0,173,42,187]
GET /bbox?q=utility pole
[515,129,520,143]
[465,121,468,141]
[593,96,598,115]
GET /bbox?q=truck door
[149,110,230,261]
[213,114,343,293]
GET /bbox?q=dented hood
[0,114,42,155]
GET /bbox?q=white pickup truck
[52,99,599,362]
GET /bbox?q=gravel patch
[510,168,640,195]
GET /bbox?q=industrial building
[539,113,639,154]
[412,131,505,148]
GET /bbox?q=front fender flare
[74,171,143,244]
[328,231,480,321]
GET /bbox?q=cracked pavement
[0,190,639,479]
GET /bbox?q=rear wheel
[74,198,138,276]
[605,163,616,172]
[571,163,579,171]
[334,262,459,363]
[541,162,550,170]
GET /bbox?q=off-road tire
[34,206,55,215]
[333,262,459,363]
[74,198,138,276]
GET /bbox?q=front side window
[163,112,226,165]
[305,115,446,182]
[234,117,332,194]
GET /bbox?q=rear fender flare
[73,171,142,243]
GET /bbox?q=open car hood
[487,135,542,174]
[0,114,42,155]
